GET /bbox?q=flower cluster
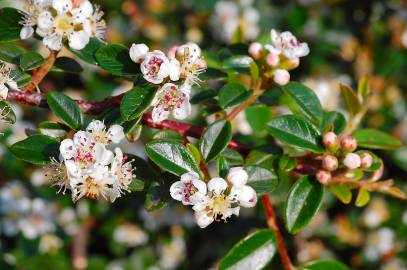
[19,0,106,50]
[316,132,375,184]
[48,120,135,202]
[0,61,18,100]
[170,167,257,228]
[248,29,310,85]
[129,42,206,123]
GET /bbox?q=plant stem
[262,194,294,270]
[21,50,59,92]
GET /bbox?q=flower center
[211,194,231,217]
[85,176,101,199]
[55,15,73,34]
[156,85,185,111]
[145,56,164,77]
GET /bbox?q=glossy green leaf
[10,135,60,165]
[200,67,227,80]
[353,128,402,150]
[19,52,45,71]
[282,82,323,123]
[245,105,273,133]
[219,229,277,270]
[320,111,346,135]
[152,130,183,142]
[187,143,201,166]
[0,101,16,124]
[0,8,22,42]
[285,176,324,233]
[300,259,351,270]
[245,165,278,195]
[223,55,253,74]
[145,141,200,176]
[68,37,104,65]
[267,115,324,153]
[95,44,139,75]
[245,144,281,169]
[47,92,83,130]
[219,82,252,109]
[38,121,68,138]
[329,184,352,204]
[217,156,229,178]
[199,119,232,162]
[220,148,243,166]
[52,57,83,73]
[120,85,156,121]
[0,43,26,64]
[340,84,362,118]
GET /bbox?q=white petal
[94,143,113,165]
[73,131,91,146]
[53,0,72,14]
[207,177,227,194]
[65,159,81,178]
[37,11,53,30]
[226,167,248,187]
[173,98,191,120]
[169,58,180,81]
[129,43,149,63]
[192,179,207,195]
[6,79,18,90]
[59,139,76,160]
[195,210,214,228]
[0,84,9,100]
[43,33,63,51]
[86,120,105,133]
[238,185,257,208]
[152,104,170,123]
[68,30,90,50]
[180,171,200,183]
[107,125,124,144]
[36,27,51,38]
[71,1,93,23]
[169,181,185,202]
[20,26,34,40]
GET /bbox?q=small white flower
[151,83,191,123]
[273,69,290,86]
[83,4,106,41]
[170,172,207,205]
[176,43,205,86]
[130,43,149,63]
[0,62,18,100]
[343,153,361,169]
[110,147,134,192]
[141,50,171,84]
[226,167,248,187]
[266,29,310,59]
[86,120,124,144]
[231,185,257,208]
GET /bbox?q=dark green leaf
[285,176,324,233]
[152,130,183,142]
[68,37,104,65]
[300,259,351,270]
[220,148,243,166]
[19,52,45,71]
[245,144,281,169]
[47,92,83,130]
[320,111,346,135]
[95,44,139,75]
[0,43,26,64]
[10,135,59,165]
[145,141,200,176]
[38,121,68,138]
[219,229,277,270]
[245,165,278,195]
[282,82,323,123]
[0,101,16,124]
[144,181,169,211]
[120,85,156,121]
[267,115,324,153]
[200,67,227,80]
[245,105,273,133]
[190,88,218,104]
[223,55,253,74]
[353,128,402,150]
[0,8,22,42]
[199,120,232,162]
[52,57,83,73]
[218,82,252,109]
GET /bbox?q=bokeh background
[1,0,407,269]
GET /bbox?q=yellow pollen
[211,194,230,215]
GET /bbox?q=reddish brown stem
[21,50,59,92]
[262,194,294,270]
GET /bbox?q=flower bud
[360,153,373,169]
[237,185,257,208]
[227,167,248,187]
[343,153,361,169]
[266,53,280,67]
[167,45,178,59]
[322,132,338,150]
[340,135,357,152]
[287,57,300,69]
[322,155,338,171]
[129,43,149,63]
[248,42,263,59]
[316,169,331,184]
[273,69,290,86]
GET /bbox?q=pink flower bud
[323,132,338,150]
[316,170,331,184]
[167,45,178,59]
[340,135,357,152]
[360,153,373,169]
[248,42,263,59]
[343,153,361,169]
[266,53,280,67]
[287,57,300,69]
[273,69,290,86]
[322,155,338,171]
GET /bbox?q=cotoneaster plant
[0,1,405,269]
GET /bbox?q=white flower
[86,120,124,144]
[226,167,248,187]
[343,153,361,169]
[0,62,18,100]
[141,50,171,84]
[266,29,310,59]
[130,43,149,63]
[83,4,106,41]
[176,43,205,86]
[110,147,134,192]
[151,83,191,123]
[170,172,207,205]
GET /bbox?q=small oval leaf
[245,165,278,195]
[199,119,232,162]
[47,92,83,130]
[353,128,402,150]
[120,85,156,121]
[95,44,139,76]
[219,82,252,109]
[10,135,60,165]
[300,259,351,270]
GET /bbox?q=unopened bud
[129,43,149,63]
[360,153,373,169]
[316,169,331,184]
[343,153,361,169]
[227,167,248,187]
[340,135,357,152]
[287,57,300,69]
[323,132,338,150]
[167,45,178,59]
[273,69,290,86]
[266,53,280,67]
[322,155,338,171]
[248,42,264,59]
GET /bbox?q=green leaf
[68,37,104,65]
[145,141,200,176]
[218,82,252,109]
[120,85,156,121]
[300,259,351,270]
[217,156,229,178]
[245,165,278,195]
[199,67,227,80]
[19,52,45,71]
[38,121,68,138]
[285,176,324,233]
[245,144,281,169]
[340,84,362,118]
[0,101,16,124]
[353,128,402,150]
[358,76,369,100]
[267,115,324,153]
[95,44,139,76]
[245,105,273,134]
[47,92,83,130]
[187,143,201,166]
[144,181,169,211]
[223,55,253,74]
[199,120,232,162]
[329,184,352,204]
[0,8,22,42]
[0,43,26,64]
[152,130,183,142]
[52,57,83,73]
[10,135,59,165]
[220,148,243,166]
[219,229,277,270]
[320,111,346,135]
[282,82,323,123]
[355,188,370,207]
